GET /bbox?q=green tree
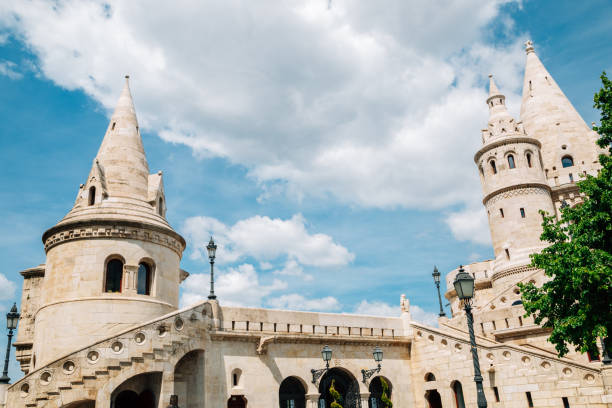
[380,377,393,408]
[519,72,612,358]
[329,379,343,408]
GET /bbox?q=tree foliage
[519,72,612,358]
[329,379,343,408]
[380,377,393,408]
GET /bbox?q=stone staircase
[7,301,209,407]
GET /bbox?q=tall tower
[520,41,605,210]
[28,77,186,368]
[474,75,555,283]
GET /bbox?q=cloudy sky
[0,0,611,380]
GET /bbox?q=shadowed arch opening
[425,372,436,382]
[451,380,466,408]
[105,257,124,293]
[562,155,574,168]
[228,395,247,408]
[111,372,161,408]
[425,389,442,408]
[88,186,96,206]
[174,350,205,407]
[369,376,392,408]
[319,367,361,408]
[279,376,306,408]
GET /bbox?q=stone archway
[279,376,306,408]
[368,376,392,408]
[319,368,362,408]
[174,349,205,407]
[228,395,247,408]
[425,389,442,408]
[110,372,161,408]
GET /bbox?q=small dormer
[75,158,108,208]
[148,171,166,218]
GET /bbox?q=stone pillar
[158,369,175,408]
[601,365,612,405]
[124,264,138,295]
[360,392,371,407]
[306,393,320,408]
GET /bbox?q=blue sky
[0,0,611,380]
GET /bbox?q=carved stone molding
[42,220,185,256]
[484,184,551,208]
[491,265,539,283]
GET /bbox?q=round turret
[474,76,555,284]
[31,79,186,368]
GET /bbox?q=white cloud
[0,60,22,79]
[411,305,439,327]
[273,259,313,282]
[268,294,341,312]
[182,214,354,267]
[0,273,16,300]
[0,0,525,213]
[354,300,399,317]
[353,299,438,327]
[445,205,492,246]
[181,263,287,308]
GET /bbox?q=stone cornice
[491,264,539,283]
[209,331,412,348]
[19,264,45,278]
[482,183,551,206]
[474,136,542,163]
[42,219,186,256]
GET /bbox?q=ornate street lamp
[361,346,383,384]
[0,303,19,384]
[206,237,217,300]
[453,266,487,408]
[311,345,332,384]
[432,266,446,317]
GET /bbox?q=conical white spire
[488,74,501,98]
[95,76,150,200]
[519,40,601,174]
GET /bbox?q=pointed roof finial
[525,40,535,54]
[488,74,502,98]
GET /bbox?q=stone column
[306,393,320,408]
[360,392,371,407]
[124,264,138,295]
[158,369,175,408]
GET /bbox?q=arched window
[369,376,392,408]
[562,156,574,168]
[158,197,164,216]
[425,373,436,382]
[279,376,305,408]
[507,154,516,169]
[526,153,532,168]
[105,258,123,293]
[137,262,152,295]
[512,300,523,306]
[88,186,96,206]
[452,381,466,408]
[490,160,497,174]
[479,166,485,179]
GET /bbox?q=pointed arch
[88,186,96,206]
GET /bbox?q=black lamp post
[206,237,217,300]
[311,345,332,384]
[361,346,383,384]
[453,266,487,408]
[432,266,446,317]
[0,303,19,384]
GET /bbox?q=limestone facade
[4,42,611,408]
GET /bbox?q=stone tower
[22,77,186,369]
[520,40,605,211]
[474,75,555,284]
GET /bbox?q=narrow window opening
[492,321,496,330]
[232,321,235,330]
[111,122,116,130]
[480,322,485,334]
[562,397,570,408]
[137,262,152,295]
[587,348,600,362]
[569,173,574,182]
[526,392,534,407]
[158,197,164,216]
[505,249,510,259]
[528,80,532,91]
[508,154,516,169]
[518,316,523,326]
[493,387,500,402]
[520,208,526,218]
[88,186,96,206]
[490,160,497,174]
[105,258,123,293]
[500,208,504,218]
[505,318,509,328]
[233,373,238,386]
[526,153,532,168]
